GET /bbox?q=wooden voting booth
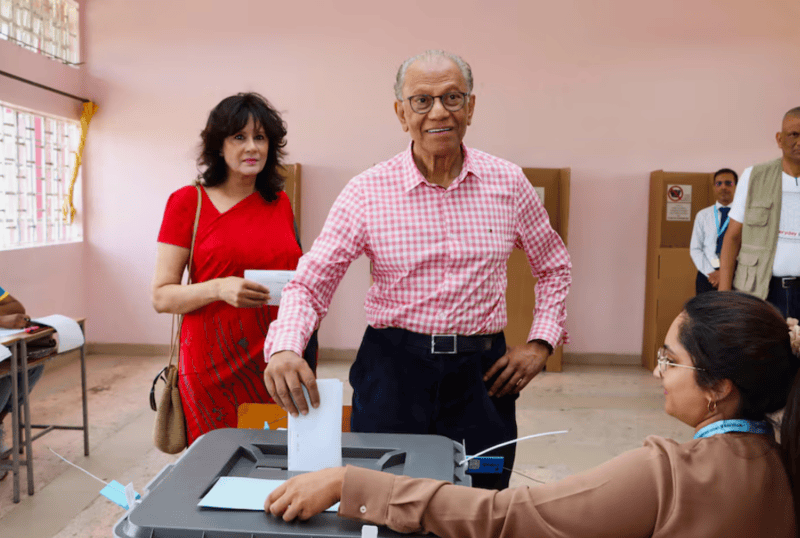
[642,171,714,370]
[280,163,302,234]
[505,168,570,372]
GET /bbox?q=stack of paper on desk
[32,314,84,353]
[0,314,84,360]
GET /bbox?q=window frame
[0,0,80,66]
[0,100,83,251]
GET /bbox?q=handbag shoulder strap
[168,184,203,368]
[187,184,202,285]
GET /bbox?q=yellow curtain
[63,101,98,224]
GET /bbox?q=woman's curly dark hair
[198,93,287,202]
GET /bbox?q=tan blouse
[339,433,795,537]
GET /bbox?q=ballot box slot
[218,446,259,478]
[341,447,396,460]
[374,450,406,472]
[340,447,403,474]
[253,443,288,457]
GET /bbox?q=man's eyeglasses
[715,180,735,187]
[405,92,469,114]
[656,346,706,374]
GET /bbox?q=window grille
[0,101,82,249]
[0,0,79,65]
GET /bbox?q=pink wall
[5,0,799,354]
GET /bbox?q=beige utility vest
[733,158,783,299]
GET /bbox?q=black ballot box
[114,428,470,538]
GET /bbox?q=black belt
[396,328,501,355]
[773,277,800,289]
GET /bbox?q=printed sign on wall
[666,184,692,221]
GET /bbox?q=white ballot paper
[288,378,343,471]
[32,314,84,353]
[243,270,296,306]
[0,327,25,341]
[198,476,339,512]
[0,344,10,364]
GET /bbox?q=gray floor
[0,352,692,537]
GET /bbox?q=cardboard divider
[505,167,570,372]
[642,171,714,370]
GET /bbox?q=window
[0,0,79,65]
[0,101,82,249]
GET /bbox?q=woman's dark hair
[679,291,800,528]
[198,93,287,202]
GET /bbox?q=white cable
[48,447,109,486]
[459,430,569,466]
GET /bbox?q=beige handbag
[152,185,202,454]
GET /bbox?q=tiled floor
[0,352,691,537]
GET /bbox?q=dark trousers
[349,326,517,490]
[695,271,715,295]
[767,277,800,319]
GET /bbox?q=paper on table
[32,314,84,353]
[288,378,343,471]
[198,476,339,512]
[0,344,10,364]
[0,327,25,342]
[243,270,296,306]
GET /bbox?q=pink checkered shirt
[265,144,571,358]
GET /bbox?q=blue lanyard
[713,206,729,237]
[693,419,771,439]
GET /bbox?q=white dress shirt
[690,202,729,276]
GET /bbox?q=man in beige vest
[719,107,800,318]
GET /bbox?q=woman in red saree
[152,93,304,444]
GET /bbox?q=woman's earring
[707,399,717,413]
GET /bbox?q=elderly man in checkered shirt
[264,50,571,489]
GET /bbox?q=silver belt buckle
[431,334,457,354]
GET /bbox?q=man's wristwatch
[530,339,553,356]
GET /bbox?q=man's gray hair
[784,106,800,121]
[394,50,473,101]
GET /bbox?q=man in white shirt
[719,107,800,318]
[689,169,737,294]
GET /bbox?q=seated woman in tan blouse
[264,291,800,537]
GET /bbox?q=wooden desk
[0,319,88,503]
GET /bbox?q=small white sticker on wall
[534,187,545,204]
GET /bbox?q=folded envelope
[243,270,296,306]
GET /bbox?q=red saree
[158,185,301,444]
